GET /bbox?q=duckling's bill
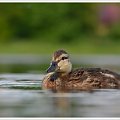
[47,61,58,73]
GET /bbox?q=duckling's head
[47,49,72,75]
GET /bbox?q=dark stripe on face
[54,50,68,60]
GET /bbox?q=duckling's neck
[60,72,69,77]
[58,73,70,85]
[57,71,71,81]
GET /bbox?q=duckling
[42,50,120,91]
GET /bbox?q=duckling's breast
[42,72,61,90]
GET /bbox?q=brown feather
[42,68,120,91]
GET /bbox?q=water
[0,73,120,117]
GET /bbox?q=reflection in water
[49,89,84,117]
[44,89,120,117]
[0,88,120,117]
[52,94,72,117]
[0,74,120,117]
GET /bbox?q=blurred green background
[0,3,120,117]
[0,3,120,54]
[0,3,120,73]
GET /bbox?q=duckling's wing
[69,68,102,80]
[69,68,120,89]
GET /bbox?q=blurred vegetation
[0,63,120,73]
[0,3,97,41]
[0,64,48,73]
[9,85,41,90]
[0,3,119,54]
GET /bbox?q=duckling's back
[68,68,120,90]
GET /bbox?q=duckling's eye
[61,57,68,60]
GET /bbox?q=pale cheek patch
[58,61,65,70]
[58,60,72,73]
[100,72,115,78]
